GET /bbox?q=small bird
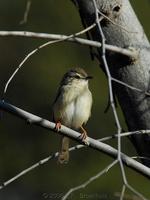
[53,67,93,164]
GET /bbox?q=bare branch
[0,31,138,58]
[0,144,86,190]
[131,156,150,162]
[112,130,150,138]
[2,19,107,100]
[116,189,142,200]
[126,184,147,200]
[62,161,148,200]
[20,0,31,25]
[120,184,126,200]
[0,128,150,190]
[91,1,147,200]
[2,19,139,101]
[62,160,118,200]
[92,0,125,183]
[1,129,150,190]
[0,0,149,198]
[111,77,150,97]
[3,38,62,100]
[0,100,150,179]
[71,0,150,167]
[0,152,58,190]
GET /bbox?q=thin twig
[20,0,31,24]
[120,184,126,200]
[0,1,149,198]
[92,1,147,200]
[0,145,82,190]
[112,77,150,97]
[0,31,143,98]
[3,38,62,100]
[131,156,150,162]
[115,191,143,200]
[0,129,150,190]
[0,128,150,190]
[92,0,125,180]
[98,130,150,143]
[2,17,104,100]
[62,160,118,200]
[0,31,138,59]
[98,10,138,34]
[126,184,148,200]
[0,152,58,190]
[0,101,150,178]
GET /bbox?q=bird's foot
[82,138,90,146]
[80,126,89,146]
[54,121,61,132]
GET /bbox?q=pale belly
[59,90,92,130]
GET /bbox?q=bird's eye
[74,75,81,79]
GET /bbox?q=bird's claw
[83,138,90,146]
[54,121,61,132]
[79,131,89,146]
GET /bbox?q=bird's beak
[86,76,93,80]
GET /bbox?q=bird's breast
[72,89,92,129]
[53,87,92,130]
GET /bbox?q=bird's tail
[58,136,69,164]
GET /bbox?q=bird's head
[61,67,93,88]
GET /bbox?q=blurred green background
[0,0,150,199]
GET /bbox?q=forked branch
[0,100,150,179]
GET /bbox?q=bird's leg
[80,126,87,140]
[55,120,61,132]
[80,126,89,145]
